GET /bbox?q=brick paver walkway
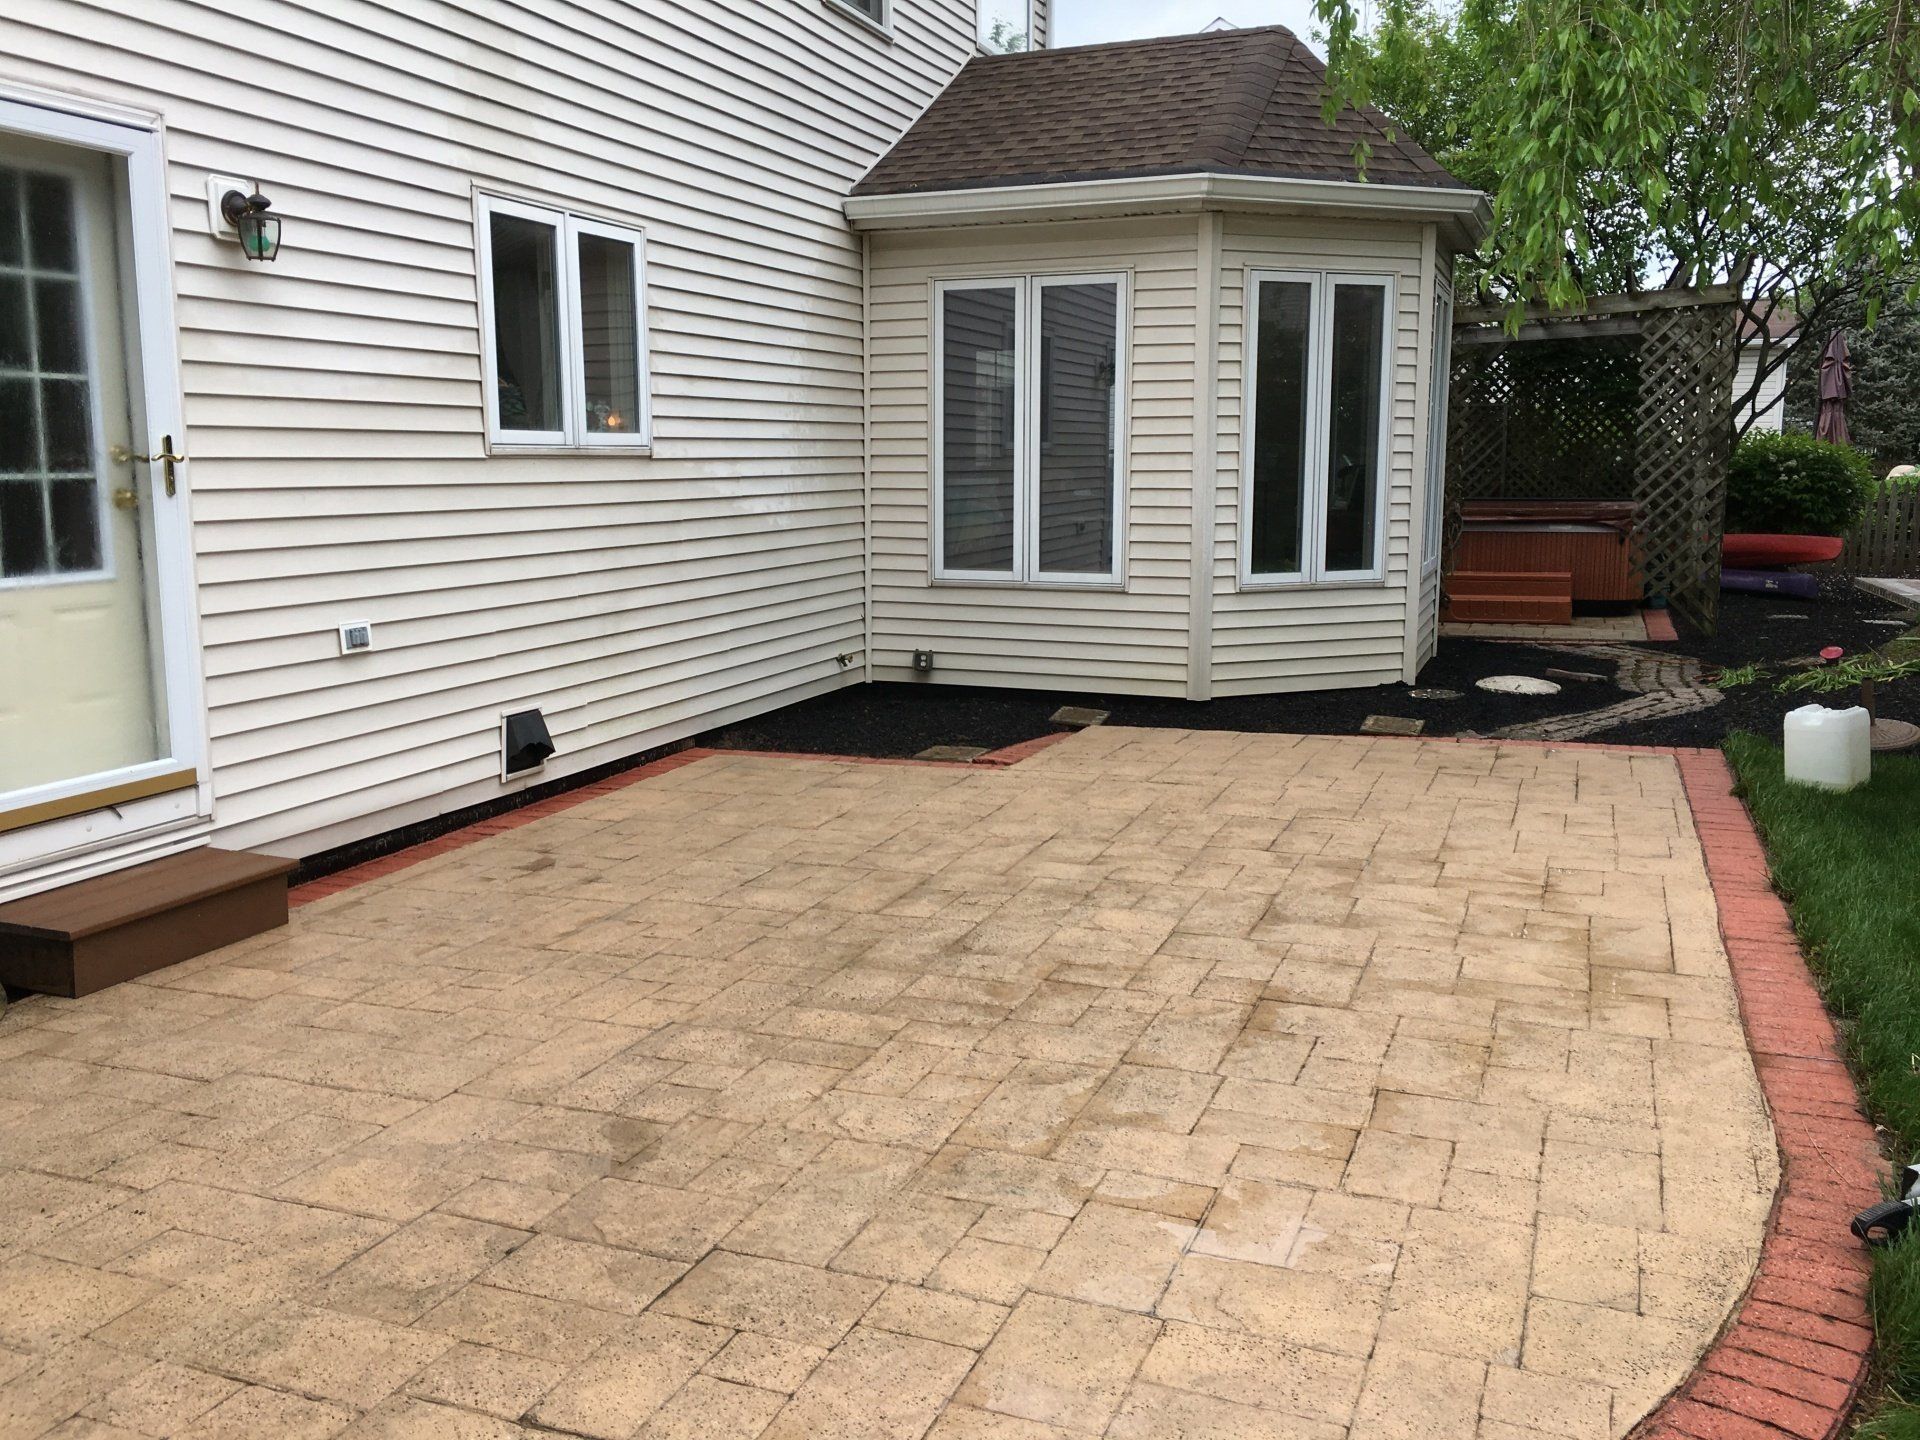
[0,731,1779,1440]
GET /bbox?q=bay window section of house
[934,274,1124,586]
[1241,270,1394,586]
[477,195,649,450]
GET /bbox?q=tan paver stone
[1137,1320,1366,1425]
[221,1305,453,1408]
[702,1331,829,1393]
[0,1255,155,1351]
[866,1283,1009,1350]
[653,1250,884,1347]
[172,1385,355,1440]
[527,1312,729,1439]
[637,1374,786,1439]
[481,1232,685,1315]
[538,1177,751,1261]
[1108,1381,1344,1440]
[1349,1343,1487,1440]
[0,735,1779,1440]
[79,1361,239,1434]
[955,1294,1159,1432]
[762,1325,977,1440]
[1030,1203,1193,1311]
[309,1214,529,1325]
[1192,1178,1312,1266]
[404,1342,564,1420]
[1159,1254,1384,1357]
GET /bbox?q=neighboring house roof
[852,26,1466,198]
[1739,308,1801,344]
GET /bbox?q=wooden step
[0,847,295,998]
[1443,593,1576,624]
[1447,570,1574,598]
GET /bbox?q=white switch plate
[338,620,374,654]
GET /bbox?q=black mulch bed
[705,580,1920,759]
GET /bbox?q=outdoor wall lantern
[219,185,282,262]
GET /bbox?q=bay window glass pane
[978,0,1031,51]
[1249,280,1311,576]
[1036,282,1118,576]
[941,287,1018,573]
[577,232,641,436]
[1326,283,1386,573]
[488,213,561,433]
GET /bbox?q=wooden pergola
[1446,284,1742,632]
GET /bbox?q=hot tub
[1453,499,1642,602]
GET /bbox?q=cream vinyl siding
[2,0,1041,857]
[1212,216,1430,695]
[868,217,1199,695]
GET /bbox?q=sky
[1051,0,1329,51]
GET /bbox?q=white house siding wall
[1,0,1035,859]
[1210,215,1431,696]
[867,217,1200,695]
[1736,344,1789,433]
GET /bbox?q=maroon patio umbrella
[1814,330,1853,445]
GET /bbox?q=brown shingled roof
[852,26,1466,198]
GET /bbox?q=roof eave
[844,172,1492,249]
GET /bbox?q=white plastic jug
[1783,704,1872,791]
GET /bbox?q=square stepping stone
[1050,706,1109,729]
[1360,715,1425,737]
[915,746,989,763]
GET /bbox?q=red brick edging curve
[289,732,1882,1440]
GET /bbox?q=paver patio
[0,729,1780,1440]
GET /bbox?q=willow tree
[1313,0,1916,423]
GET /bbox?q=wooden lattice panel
[1633,304,1738,632]
[1441,291,1739,634]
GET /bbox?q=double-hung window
[1422,277,1454,573]
[476,194,649,450]
[978,0,1034,52]
[933,274,1126,586]
[1241,270,1394,586]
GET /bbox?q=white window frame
[1422,276,1454,574]
[931,272,1127,589]
[1238,268,1395,589]
[978,0,1037,52]
[824,0,891,34]
[0,149,114,591]
[475,193,650,452]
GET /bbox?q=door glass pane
[1326,283,1387,573]
[940,286,1018,573]
[488,212,562,433]
[0,144,169,798]
[1249,279,1311,577]
[978,0,1031,51]
[577,232,641,437]
[1036,282,1118,576]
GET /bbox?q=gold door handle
[109,435,186,496]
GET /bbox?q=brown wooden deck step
[1443,570,1575,625]
[0,847,295,998]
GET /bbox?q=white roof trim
[844,172,1492,247]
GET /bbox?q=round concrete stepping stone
[1476,675,1563,696]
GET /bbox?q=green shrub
[1725,431,1875,534]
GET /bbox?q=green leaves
[1315,0,1914,312]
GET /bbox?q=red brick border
[1647,608,1682,643]
[1632,748,1879,1440]
[287,730,1885,1438]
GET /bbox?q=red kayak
[1721,533,1846,568]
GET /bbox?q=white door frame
[0,84,209,882]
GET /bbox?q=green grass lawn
[1725,734,1920,1431]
